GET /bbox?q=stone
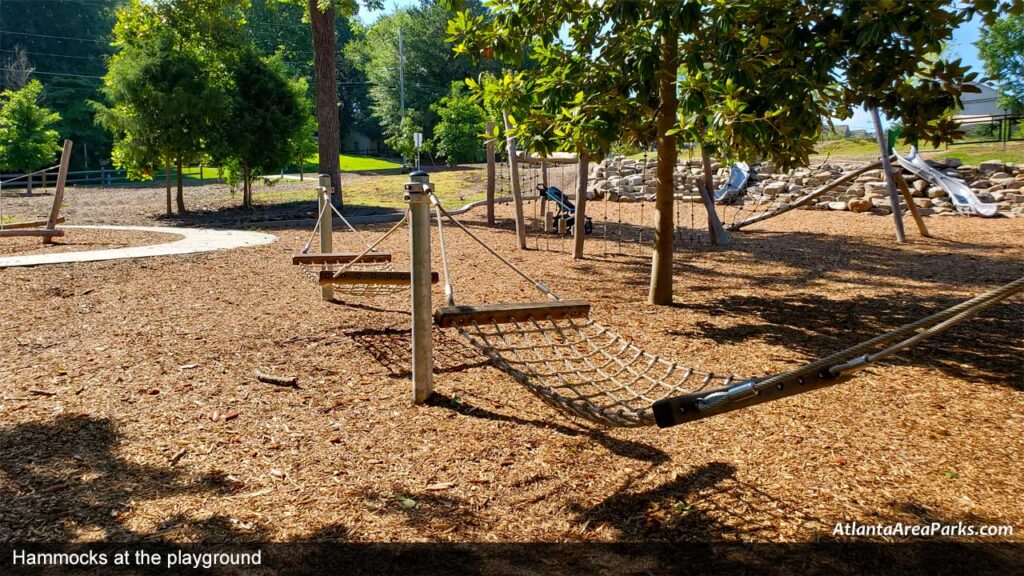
[763,182,787,196]
[944,157,962,168]
[927,187,947,199]
[913,179,930,194]
[979,159,1006,173]
[827,201,848,211]
[848,198,872,213]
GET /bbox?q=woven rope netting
[297,260,409,297]
[456,315,741,427]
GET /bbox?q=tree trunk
[243,165,251,208]
[699,146,729,246]
[26,172,33,195]
[175,157,186,213]
[164,159,172,216]
[308,0,341,203]
[649,28,678,306]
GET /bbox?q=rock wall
[587,156,1024,217]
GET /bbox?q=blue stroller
[537,184,594,234]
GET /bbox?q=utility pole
[398,27,406,117]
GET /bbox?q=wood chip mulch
[1,190,1021,557]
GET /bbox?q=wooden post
[318,174,334,301]
[44,140,73,245]
[545,211,554,232]
[893,171,931,238]
[572,152,589,259]
[557,216,567,235]
[405,171,434,404]
[485,121,496,225]
[502,110,527,249]
[540,160,549,217]
[871,107,907,243]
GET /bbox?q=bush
[431,82,486,165]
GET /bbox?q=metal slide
[894,146,1000,217]
[713,162,750,203]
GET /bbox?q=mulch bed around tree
[0,188,1021,571]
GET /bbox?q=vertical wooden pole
[318,174,334,301]
[485,121,496,225]
[871,107,907,243]
[540,161,549,216]
[572,153,589,259]
[406,171,434,404]
[44,140,73,245]
[502,110,527,249]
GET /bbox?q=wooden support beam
[0,217,66,230]
[434,300,591,328]
[44,140,73,245]
[0,228,65,238]
[893,171,932,238]
[502,110,527,250]
[318,270,438,286]
[292,252,391,266]
[485,121,496,225]
[572,152,589,259]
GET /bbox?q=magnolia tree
[448,0,1013,305]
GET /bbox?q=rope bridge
[428,193,1023,428]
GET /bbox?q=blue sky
[359,3,988,130]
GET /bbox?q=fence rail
[950,113,1022,146]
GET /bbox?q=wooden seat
[318,270,439,286]
[292,252,392,266]
[0,217,66,230]
[434,300,591,328]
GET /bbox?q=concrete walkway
[0,225,277,268]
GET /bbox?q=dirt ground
[0,178,1022,572]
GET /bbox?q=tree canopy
[447,0,1012,304]
[0,80,62,191]
[977,13,1024,113]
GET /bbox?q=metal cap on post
[405,170,434,404]
[318,174,334,301]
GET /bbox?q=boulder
[848,198,872,213]
[827,201,848,211]
[979,159,1006,173]
[927,187,947,199]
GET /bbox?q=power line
[0,49,108,61]
[1,68,104,79]
[0,30,106,43]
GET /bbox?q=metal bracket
[652,364,853,428]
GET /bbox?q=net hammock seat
[294,199,418,297]
[436,301,741,427]
[426,192,1024,428]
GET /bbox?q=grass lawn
[182,154,403,181]
[929,142,1024,166]
[256,169,487,209]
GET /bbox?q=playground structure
[293,170,1023,429]
[895,146,1001,217]
[0,140,73,242]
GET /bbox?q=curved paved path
[0,225,277,268]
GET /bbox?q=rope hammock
[295,199,410,297]
[427,193,1024,428]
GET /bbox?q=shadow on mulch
[674,292,1021,387]
[2,417,1020,575]
[345,327,491,379]
[0,415,267,543]
[427,393,670,466]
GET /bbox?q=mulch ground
[0,183,1021,571]
[0,228,178,257]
